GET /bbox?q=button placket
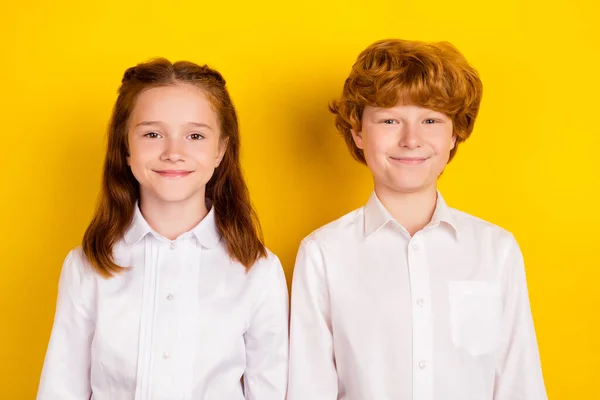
[152,240,181,394]
[407,233,434,400]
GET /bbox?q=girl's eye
[188,133,204,140]
[144,132,161,138]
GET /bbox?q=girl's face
[127,83,227,207]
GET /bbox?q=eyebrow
[188,122,213,130]
[371,109,447,118]
[134,121,213,130]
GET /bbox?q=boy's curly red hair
[330,39,483,163]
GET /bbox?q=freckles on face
[125,83,227,204]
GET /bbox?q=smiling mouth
[390,157,429,165]
[154,170,193,178]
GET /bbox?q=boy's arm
[287,239,338,400]
[494,236,547,400]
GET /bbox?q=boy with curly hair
[287,39,547,400]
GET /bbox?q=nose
[398,122,422,149]
[160,137,184,162]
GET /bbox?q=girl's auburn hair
[83,58,266,278]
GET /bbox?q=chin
[155,195,194,204]
[385,179,429,194]
[392,186,428,194]
[145,189,201,204]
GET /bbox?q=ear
[450,134,457,150]
[216,137,229,167]
[351,128,364,150]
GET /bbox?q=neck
[139,194,208,240]
[375,183,438,236]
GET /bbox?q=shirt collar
[429,192,460,239]
[123,203,221,248]
[364,190,460,240]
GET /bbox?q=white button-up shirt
[38,206,289,400]
[287,191,547,400]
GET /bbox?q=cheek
[128,142,157,172]
[428,137,454,170]
[434,140,453,155]
[363,133,392,161]
[430,129,455,155]
[127,157,147,182]
[192,141,221,166]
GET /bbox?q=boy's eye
[424,119,437,124]
[382,119,398,124]
[188,133,204,140]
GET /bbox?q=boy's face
[352,104,456,195]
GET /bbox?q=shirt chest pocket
[448,280,502,357]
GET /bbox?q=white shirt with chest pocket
[287,191,547,400]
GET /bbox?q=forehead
[131,84,217,123]
[364,103,447,116]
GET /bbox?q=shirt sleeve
[37,249,95,400]
[494,236,548,400]
[287,239,338,400]
[243,254,289,400]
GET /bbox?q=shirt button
[162,352,170,359]
[169,242,176,250]
[166,293,174,301]
[416,298,424,307]
[412,243,420,251]
[419,360,428,369]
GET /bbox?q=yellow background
[1,0,598,398]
